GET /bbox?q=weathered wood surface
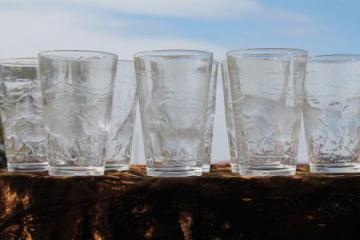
[0,165,359,240]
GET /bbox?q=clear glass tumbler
[227,48,307,176]
[0,58,47,172]
[134,50,213,177]
[39,50,118,176]
[105,60,137,171]
[221,60,239,173]
[304,55,360,173]
[202,61,218,173]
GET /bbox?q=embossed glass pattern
[227,48,307,176]
[135,50,213,177]
[39,50,117,176]
[105,60,137,171]
[202,61,218,172]
[0,58,47,172]
[221,60,239,173]
[305,55,360,173]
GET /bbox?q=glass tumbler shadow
[202,61,218,172]
[0,58,47,172]
[105,60,137,171]
[305,55,360,173]
[221,60,239,173]
[135,50,213,177]
[39,50,117,176]
[227,48,307,176]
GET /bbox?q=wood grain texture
[0,165,359,240]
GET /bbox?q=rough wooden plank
[0,165,359,240]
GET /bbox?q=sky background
[0,0,358,163]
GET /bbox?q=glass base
[147,167,202,177]
[239,165,296,176]
[231,163,239,173]
[105,164,129,171]
[310,163,360,173]
[202,164,210,173]
[8,162,48,172]
[49,166,104,176]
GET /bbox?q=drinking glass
[134,50,213,177]
[304,55,360,173]
[0,58,47,172]
[0,63,6,168]
[221,60,239,173]
[202,61,218,172]
[227,48,307,176]
[105,60,137,171]
[39,50,117,176]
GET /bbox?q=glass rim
[0,57,38,67]
[226,48,308,58]
[38,50,118,61]
[134,49,213,59]
[309,54,360,63]
[117,59,133,63]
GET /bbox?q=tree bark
[0,165,359,240]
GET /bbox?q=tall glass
[0,63,6,168]
[39,50,117,176]
[305,55,360,173]
[105,60,137,171]
[202,61,218,172]
[0,114,5,168]
[221,60,239,173]
[227,48,307,176]
[135,50,213,177]
[0,58,47,172]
